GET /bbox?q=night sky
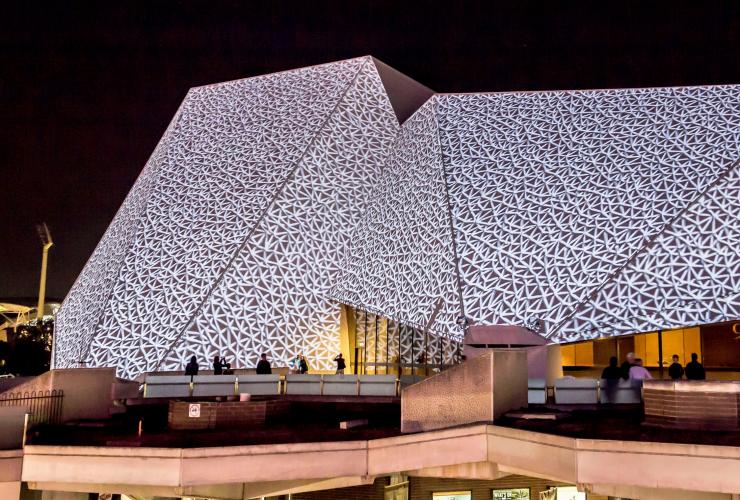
[1,1,739,301]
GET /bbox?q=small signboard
[492,488,530,500]
[188,403,201,418]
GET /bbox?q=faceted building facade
[55,57,740,379]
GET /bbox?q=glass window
[634,332,659,367]
[683,327,701,363]
[561,344,576,366]
[661,328,685,365]
[574,342,594,366]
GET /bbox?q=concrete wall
[0,408,27,449]
[401,350,527,433]
[51,368,116,422]
[293,476,389,500]
[0,449,23,500]
[0,368,116,422]
[644,380,740,430]
[168,399,289,430]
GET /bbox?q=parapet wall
[0,368,117,422]
[168,399,290,430]
[401,350,527,433]
[644,380,740,430]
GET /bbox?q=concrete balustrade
[402,350,528,433]
[359,375,398,396]
[144,376,192,398]
[192,375,238,397]
[527,378,547,404]
[284,374,323,395]
[143,373,401,398]
[322,374,360,396]
[599,379,642,404]
[236,375,282,396]
[553,378,600,404]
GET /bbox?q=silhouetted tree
[7,319,53,376]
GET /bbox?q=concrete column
[0,482,20,500]
[546,344,563,386]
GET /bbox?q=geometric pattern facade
[336,86,740,341]
[438,87,740,338]
[158,61,400,372]
[555,161,740,341]
[55,57,402,378]
[55,55,740,379]
[333,101,464,341]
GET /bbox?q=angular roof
[334,85,740,341]
[56,56,740,378]
[55,57,432,378]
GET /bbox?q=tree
[7,319,53,376]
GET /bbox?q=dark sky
[1,0,739,301]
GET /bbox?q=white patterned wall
[55,57,401,378]
[158,60,400,371]
[332,100,464,341]
[555,161,740,341]
[54,111,180,368]
[335,85,740,341]
[56,57,740,379]
[439,87,740,338]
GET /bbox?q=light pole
[36,223,53,320]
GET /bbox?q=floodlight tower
[36,223,53,320]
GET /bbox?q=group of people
[601,352,706,381]
[183,352,313,376]
[185,354,234,376]
[288,355,310,374]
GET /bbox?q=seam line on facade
[433,97,467,332]
[548,155,740,339]
[75,96,190,367]
[150,59,371,372]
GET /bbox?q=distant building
[54,57,740,379]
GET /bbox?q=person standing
[256,353,272,375]
[288,355,300,374]
[601,356,622,403]
[299,355,309,374]
[601,356,622,380]
[668,354,684,380]
[213,355,224,375]
[185,355,199,376]
[334,353,346,374]
[629,358,653,380]
[620,352,636,380]
[684,353,706,380]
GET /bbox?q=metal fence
[0,389,63,426]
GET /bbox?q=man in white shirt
[629,358,653,380]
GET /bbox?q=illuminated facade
[55,57,740,379]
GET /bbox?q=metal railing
[0,389,63,426]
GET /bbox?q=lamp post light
[36,223,53,321]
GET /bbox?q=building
[54,57,740,380]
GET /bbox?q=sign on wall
[188,403,201,418]
[492,488,530,500]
